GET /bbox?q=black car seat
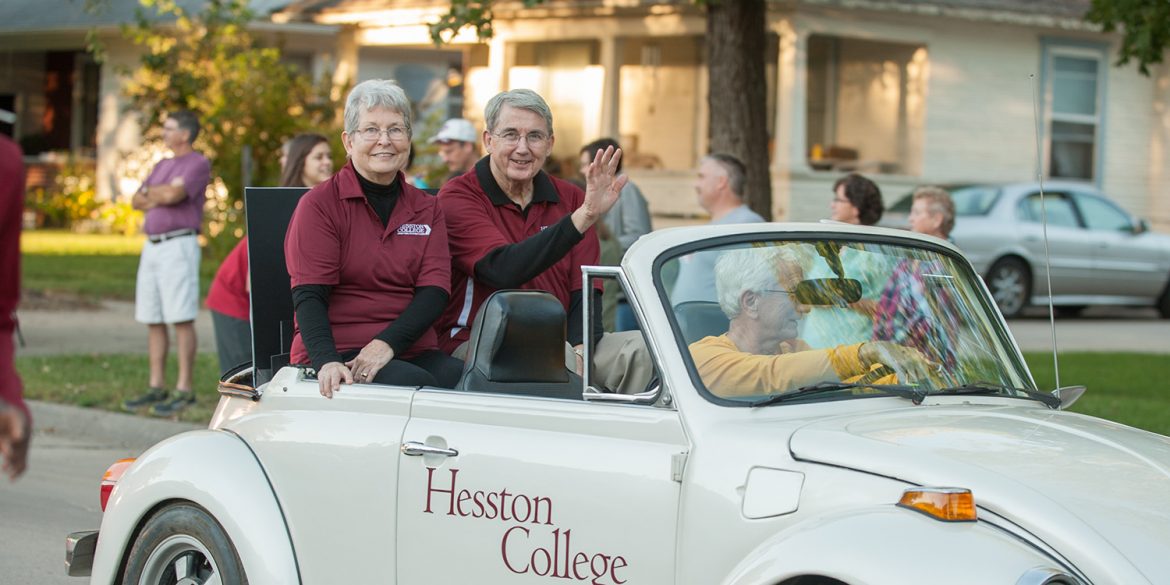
[455,290,583,400]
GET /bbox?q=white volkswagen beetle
[67,222,1170,585]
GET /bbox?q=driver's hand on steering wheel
[860,340,939,381]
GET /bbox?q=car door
[1015,191,1098,297]
[1072,190,1168,299]
[395,388,686,584]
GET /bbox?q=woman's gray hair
[714,246,804,319]
[484,89,553,135]
[344,79,413,136]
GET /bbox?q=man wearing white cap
[430,118,479,186]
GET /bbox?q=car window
[1073,192,1133,232]
[1019,193,1080,228]
[888,184,994,216]
[948,186,1000,216]
[660,237,1035,407]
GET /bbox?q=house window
[805,35,928,176]
[1045,46,1104,181]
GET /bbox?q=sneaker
[122,387,169,411]
[150,390,196,417]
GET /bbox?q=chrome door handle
[401,441,459,457]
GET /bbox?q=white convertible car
[67,219,1170,585]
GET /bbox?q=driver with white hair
[689,246,931,397]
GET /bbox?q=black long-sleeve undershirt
[473,213,583,289]
[291,172,446,371]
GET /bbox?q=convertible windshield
[663,237,1035,405]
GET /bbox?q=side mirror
[794,278,862,306]
[1051,385,1087,410]
[1133,218,1149,235]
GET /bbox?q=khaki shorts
[135,235,200,324]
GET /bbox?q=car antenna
[1030,73,1061,388]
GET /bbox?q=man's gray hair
[484,89,554,135]
[344,79,413,136]
[714,246,803,319]
[704,153,747,198]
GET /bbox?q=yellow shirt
[688,334,886,398]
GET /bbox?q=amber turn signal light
[897,487,977,522]
[100,458,136,512]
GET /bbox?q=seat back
[455,290,582,399]
[674,301,730,344]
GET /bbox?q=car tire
[121,502,247,585]
[986,258,1030,318]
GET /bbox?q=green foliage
[1086,0,1170,76]
[111,0,345,259]
[430,0,545,44]
[25,155,100,229]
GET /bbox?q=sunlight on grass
[21,229,145,255]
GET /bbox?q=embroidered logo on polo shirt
[397,224,432,236]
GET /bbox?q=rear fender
[721,507,1080,585]
[89,430,299,585]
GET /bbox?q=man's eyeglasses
[493,130,549,149]
[356,126,410,142]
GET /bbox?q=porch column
[600,35,622,139]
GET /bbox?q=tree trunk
[706,0,772,220]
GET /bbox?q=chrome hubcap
[139,534,221,585]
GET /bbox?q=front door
[396,389,686,584]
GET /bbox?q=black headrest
[456,290,582,399]
[674,301,730,344]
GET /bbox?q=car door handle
[401,441,459,457]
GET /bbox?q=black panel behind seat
[455,290,583,399]
[674,301,731,344]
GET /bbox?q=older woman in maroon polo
[285,79,463,397]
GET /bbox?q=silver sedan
[882,181,1170,318]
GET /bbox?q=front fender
[721,507,1081,585]
[89,430,299,585]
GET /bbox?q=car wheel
[122,502,247,585]
[986,258,1030,318]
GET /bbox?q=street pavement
[0,402,199,585]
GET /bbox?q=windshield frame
[653,229,1035,408]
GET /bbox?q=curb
[28,400,202,451]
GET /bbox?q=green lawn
[21,230,219,300]
[14,350,1170,434]
[16,353,219,424]
[1025,351,1170,435]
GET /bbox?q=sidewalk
[15,300,215,357]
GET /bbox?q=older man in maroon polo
[435,89,651,393]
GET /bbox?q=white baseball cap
[430,118,477,144]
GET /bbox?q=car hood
[789,403,1170,581]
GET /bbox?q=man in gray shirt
[671,153,765,304]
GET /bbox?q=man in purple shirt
[123,110,211,417]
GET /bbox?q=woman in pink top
[205,133,332,373]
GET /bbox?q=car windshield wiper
[933,381,1060,408]
[749,382,926,407]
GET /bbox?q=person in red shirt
[435,89,652,394]
[0,132,30,479]
[205,133,333,374]
[285,80,462,397]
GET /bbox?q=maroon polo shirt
[285,162,450,363]
[435,158,601,354]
